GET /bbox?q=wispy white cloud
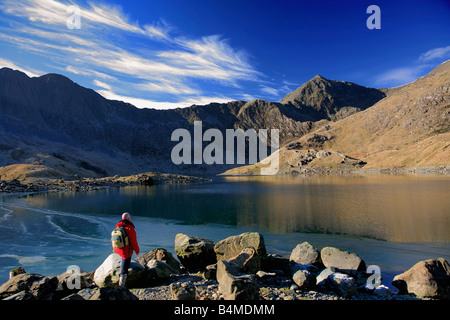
[0,58,43,77]
[260,85,279,97]
[374,66,427,87]
[418,45,450,62]
[374,45,450,87]
[0,0,140,32]
[97,89,233,109]
[93,79,112,91]
[0,0,260,109]
[65,66,116,80]
[136,80,200,95]
[240,94,257,101]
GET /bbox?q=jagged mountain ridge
[0,67,386,178]
[280,75,386,121]
[224,60,450,175]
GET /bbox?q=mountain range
[0,61,447,180]
[224,61,450,175]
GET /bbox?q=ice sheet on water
[0,254,47,265]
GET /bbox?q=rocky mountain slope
[280,75,386,121]
[223,61,450,175]
[0,67,386,179]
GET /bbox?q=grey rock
[29,275,59,299]
[290,242,322,266]
[217,260,259,300]
[320,247,366,274]
[316,267,336,286]
[316,150,332,158]
[174,233,216,272]
[214,232,267,262]
[170,282,196,300]
[56,268,94,297]
[0,273,57,300]
[146,259,175,284]
[93,253,147,288]
[77,287,97,300]
[202,264,217,280]
[137,248,181,273]
[228,247,260,274]
[373,285,392,299]
[292,269,316,290]
[89,286,138,300]
[327,272,356,298]
[392,257,450,299]
[261,254,289,272]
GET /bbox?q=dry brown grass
[0,164,66,181]
[223,61,450,175]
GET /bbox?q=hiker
[114,212,140,286]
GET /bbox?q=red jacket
[114,219,140,259]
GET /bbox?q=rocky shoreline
[293,165,450,176]
[1,165,448,195]
[290,165,450,176]
[0,172,212,195]
[225,164,450,176]
[1,232,449,301]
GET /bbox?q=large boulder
[214,232,267,262]
[57,269,93,291]
[228,247,261,274]
[0,273,58,300]
[55,268,94,299]
[216,260,259,300]
[261,254,290,272]
[290,242,322,267]
[137,248,181,273]
[146,259,176,284]
[327,272,356,298]
[174,233,217,272]
[392,258,450,299]
[320,247,366,274]
[93,253,147,288]
[316,267,336,286]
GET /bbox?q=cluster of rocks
[0,179,48,193]
[0,173,211,195]
[0,178,126,194]
[1,232,449,301]
[279,165,450,176]
[285,148,366,171]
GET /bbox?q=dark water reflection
[20,174,450,242]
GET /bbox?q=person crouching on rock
[114,212,140,286]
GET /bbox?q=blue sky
[0,0,449,109]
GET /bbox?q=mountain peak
[38,73,74,85]
[280,75,386,121]
[0,67,30,80]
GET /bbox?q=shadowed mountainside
[0,67,387,179]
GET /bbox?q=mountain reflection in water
[21,174,450,242]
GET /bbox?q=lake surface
[0,174,449,288]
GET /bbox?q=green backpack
[111,226,129,249]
